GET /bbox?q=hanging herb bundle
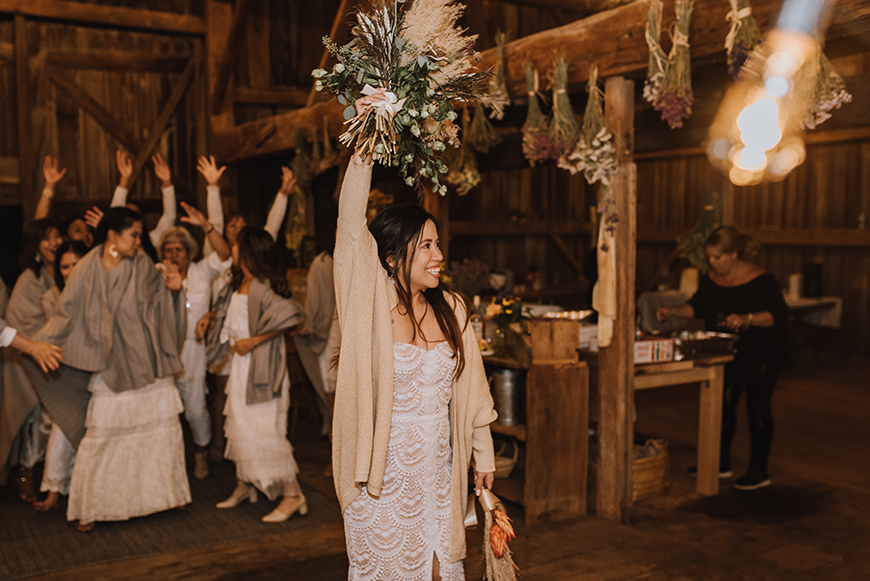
[547,55,579,160]
[654,0,694,129]
[314,0,490,194]
[445,109,481,195]
[488,31,510,120]
[292,127,310,185]
[558,65,617,186]
[521,62,550,166]
[801,47,853,130]
[310,123,323,173]
[643,0,667,105]
[724,0,761,79]
[284,185,306,258]
[466,101,501,153]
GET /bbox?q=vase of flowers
[486,295,529,360]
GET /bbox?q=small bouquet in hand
[314,0,491,193]
[479,489,519,581]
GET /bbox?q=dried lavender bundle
[643,0,667,105]
[522,62,550,166]
[654,0,694,129]
[725,0,761,79]
[466,102,501,153]
[548,55,580,160]
[801,48,853,130]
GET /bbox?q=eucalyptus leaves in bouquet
[313,0,491,194]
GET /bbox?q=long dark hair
[232,226,290,297]
[53,240,89,291]
[94,207,143,247]
[20,218,60,275]
[369,204,469,377]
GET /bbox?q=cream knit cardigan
[332,158,497,563]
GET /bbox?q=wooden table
[634,355,732,496]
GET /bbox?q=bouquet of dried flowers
[643,0,667,105]
[313,0,490,194]
[559,65,618,186]
[444,117,481,195]
[801,47,853,130]
[724,0,761,79]
[487,31,510,120]
[654,0,694,129]
[522,62,551,166]
[479,489,519,581]
[292,127,310,185]
[547,55,580,160]
[466,101,501,153]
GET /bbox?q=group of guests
[0,150,325,530]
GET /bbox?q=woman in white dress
[209,226,306,522]
[33,207,190,531]
[333,94,498,581]
[34,239,88,512]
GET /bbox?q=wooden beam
[193,40,209,213]
[234,86,309,107]
[474,0,870,99]
[0,0,207,35]
[48,70,143,154]
[206,0,235,133]
[212,100,344,162]
[488,0,632,15]
[15,14,34,213]
[549,233,585,274]
[597,76,636,524]
[638,227,870,247]
[307,0,353,108]
[210,0,254,116]
[46,49,189,72]
[129,59,196,184]
[0,156,19,185]
[450,220,590,236]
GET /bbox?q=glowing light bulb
[733,146,768,171]
[764,75,791,98]
[737,98,782,151]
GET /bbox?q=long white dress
[343,341,463,581]
[67,375,191,523]
[222,292,298,501]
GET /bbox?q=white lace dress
[221,292,298,501]
[343,341,463,581]
[67,375,191,524]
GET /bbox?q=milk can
[488,368,526,427]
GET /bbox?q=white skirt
[67,375,191,524]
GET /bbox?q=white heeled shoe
[216,483,258,509]
[261,494,308,523]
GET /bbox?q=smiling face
[39,227,63,266]
[58,250,81,283]
[397,219,442,294]
[109,222,143,258]
[706,244,738,277]
[162,239,191,274]
[67,218,93,248]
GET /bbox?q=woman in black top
[657,226,789,490]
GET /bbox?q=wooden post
[596,76,636,523]
[15,14,33,215]
[194,39,210,212]
[206,0,235,134]
[210,0,254,116]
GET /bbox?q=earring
[109,244,119,258]
[34,253,42,264]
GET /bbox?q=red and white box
[634,338,675,364]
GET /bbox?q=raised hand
[161,260,183,292]
[179,201,209,230]
[115,149,133,188]
[43,156,67,189]
[196,155,226,186]
[152,152,172,187]
[84,206,104,230]
[279,167,297,195]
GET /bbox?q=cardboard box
[634,338,675,364]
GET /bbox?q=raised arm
[264,167,296,242]
[197,155,226,256]
[35,156,67,220]
[111,149,133,207]
[149,152,177,247]
[180,201,230,261]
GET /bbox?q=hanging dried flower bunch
[643,0,667,105]
[547,55,579,160]
[314,0,490,193]
[480,489,519,581]
[801,47,853,130]
[467,101,501,153]
[444,108,481,195]
[487,31,510,120]
[654,0,694,129]
[521,62,550,166]
[558,65,617,186]
[724,0,761,79]
[292,127,310,185]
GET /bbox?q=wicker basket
[494,438,519,479]
[632,439,670,502]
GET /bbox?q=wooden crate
[529,318,580,363]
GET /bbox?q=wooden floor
[16,355,870,581]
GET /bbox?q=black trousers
[720,360,780,474]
